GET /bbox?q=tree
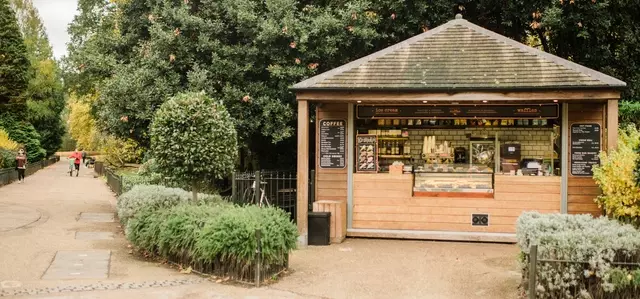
[0,115,46,162]
[150,92,238,200]
[67,93,99,151]
[0,0,29,113]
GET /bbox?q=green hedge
[125,202,297,282]
[117,185,223,225]
[517,212,640,298]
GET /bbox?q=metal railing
[232,171,297,222]
[0,156,60,187]
[105,167,123,195]
[525,245,640,299]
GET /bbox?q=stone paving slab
[75,232,114,240]
[42,251,111,280]
[78,213,114,223]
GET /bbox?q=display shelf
[379,155,412,159]
[377,137,409,140]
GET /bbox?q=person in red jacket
[15,148,27,183]
[69,149,82,177]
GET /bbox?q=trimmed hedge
[125,203,297,281]
[117,185,223,225]
[517,212,640,298]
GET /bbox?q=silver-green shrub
[517,212,640,298]
[117,184,223,225]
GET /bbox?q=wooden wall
[352,174,560,233]
[567,103,605,216]
[315,104,349,203]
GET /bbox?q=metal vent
[472,214,489,226]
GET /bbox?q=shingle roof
[292,15,626,91]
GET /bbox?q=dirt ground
[278,238,522,299]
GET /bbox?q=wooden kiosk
[293,15,625,245]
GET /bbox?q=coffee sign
[319,119,346,169]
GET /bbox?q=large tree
[0,0,29,113]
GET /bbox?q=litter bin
[308,212,331,245]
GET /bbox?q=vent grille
[472,214,489,226]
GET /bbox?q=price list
[570,123,600,176]
[319,120,346,169]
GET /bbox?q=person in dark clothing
[82,149,87,165]
[15,148,27,183]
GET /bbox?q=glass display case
[413,164,494,194]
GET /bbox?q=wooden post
[296,100,309,247]
[528,244,538,299]
[231,172,237,202]
[607,100,619,151]
[254,171,261,206]
[255,229,262,287]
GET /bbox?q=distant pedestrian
[69,149,82,177]
[82,149,86,165]
[15,148,27,183]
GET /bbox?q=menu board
[571,123,601,176]
[356,104,559,119]
[319,119,346,169]
[356,135,378,172]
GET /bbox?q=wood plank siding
[352,174,560,233]
[567,103,605,216]
[315,104,349,203]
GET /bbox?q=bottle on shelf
[386,140,392,155]
[403,141,410,155]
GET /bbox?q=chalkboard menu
[571,123,601,176]
[319,119,346,169]
[356,135,378,172]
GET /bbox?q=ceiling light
[482,100,488,103]
[356,100,362,103]
[422,100,428,103]
[553,100,558,103]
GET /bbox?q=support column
[607,100,619,151]
[561,103,569,214]
[296,100,309,247]
[347,103,354,229]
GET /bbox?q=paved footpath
[0,161,311,299]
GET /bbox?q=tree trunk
[192,185,198,201]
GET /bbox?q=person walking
[15,148,27,183]
[69,149,82,177]
[81,149,86,165]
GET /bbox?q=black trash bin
[308,212,331,246]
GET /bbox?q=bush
[0,115,46,162]
[121,172,162,193]
[593,125,640,226]
[516,212,640,298]
[101,136,144,168]
[0,128,19,150]
[0,148,15,168]
[125,203,297,281]
[150,91,238,199]
[117,185,223,225]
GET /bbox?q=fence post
[254,171,261,205]
[309,170,315,211]
[255,229,262,287]
[528,244,538,299]
[231,172,237,202]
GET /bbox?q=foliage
[67,93,100,151]
[116,184,223,226]
[593,125,640,226]
[121,172,161,194]
[101,136,144,168]
[10,0,66,156]
[150,92,238,196]
[0,114,46,162]
[516,212,640,298]
[125,203,297,280]
[619,101,640,128]
[0,128,19,150]
[0,0,29,112]
[0,148,15,168]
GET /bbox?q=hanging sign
[356,104,559,119]
[356,135,378,172]
[319,119,346,169]
[570,123,601,176]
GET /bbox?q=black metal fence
[105,167,123,196]
[525,245,640,299]
[0,156,60,187]
[231,171,297,222]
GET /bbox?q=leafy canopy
[0,0,29,111]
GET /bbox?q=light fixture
[356,100,362,103]
[422,100,428,103]
[482,100,488,103]
[553,100,558,103]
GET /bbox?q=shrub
[121,172,162,193]
[150,91,238,200]
[593,125,640,226]
[126,203,297,281]
[117,185,223,225]
[0,148,15,168]
[0,115,46,162]
[516,212,640,298]
[0,128,19,150]
[101,136,144,168]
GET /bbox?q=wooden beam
[296,100,309,246]
[296,90,621,102]
[607,100,619,151]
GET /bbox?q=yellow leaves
[364,11,377,19]
[67,93,99,151]
[0,129,19,151]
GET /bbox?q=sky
[32,0,79,59]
